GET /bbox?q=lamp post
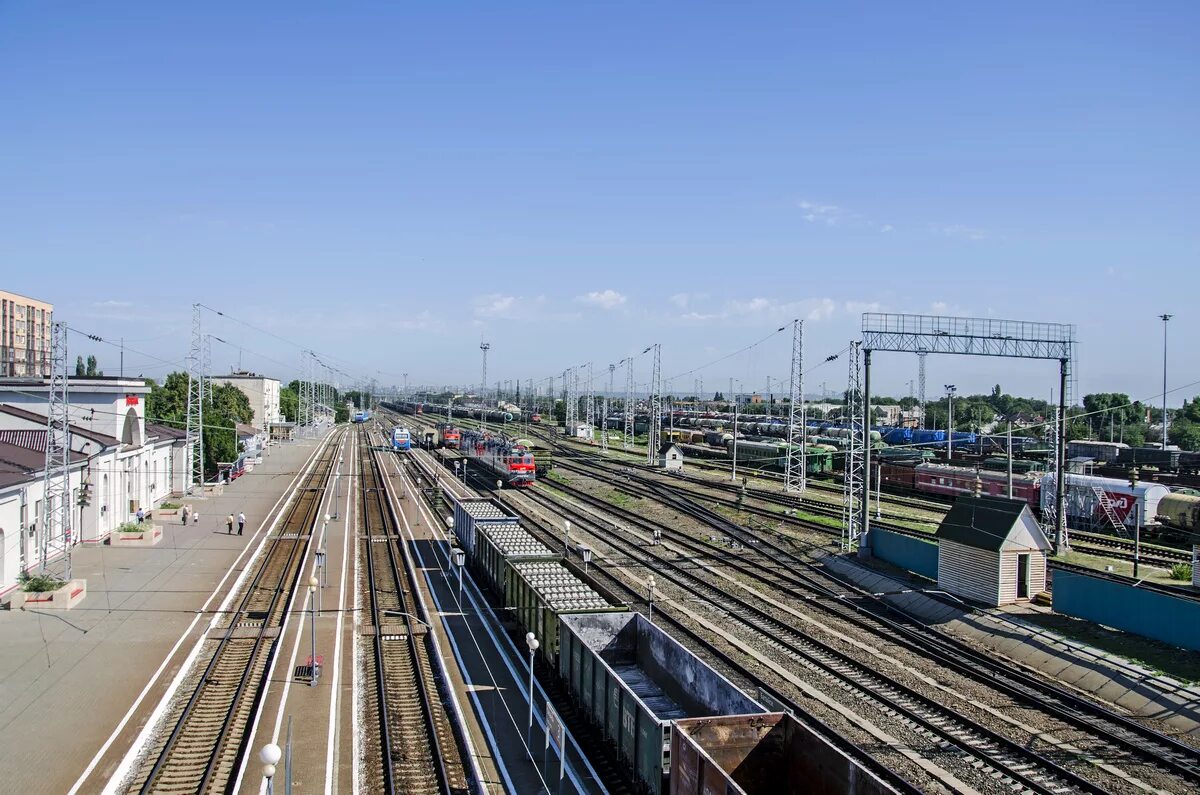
[453,547,466,604]
[945,385,957,460]
[1160,314,1172,450]
[525,632,539,749]
[647,575,656,624]
[308,575,319,686]
[580,545,593,575]
[334,458,343,519]
[563,520,570,554]
[260,743,282,795]
[1130,468,1141,578]
[454,460,461,484]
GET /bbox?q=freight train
[449,498,892,795]
[459,428,537,486]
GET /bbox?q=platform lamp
[580,545,593,575]
[647,575,656,624]
[525,632,539,749]
[453,547,466,604]
[308,576,320,687]
[260,743,282,795]
[334,458,343,519]
[563,520,571,554]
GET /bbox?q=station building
[0,377,188,596]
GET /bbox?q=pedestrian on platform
[226,513,234,535]
[193,510,200,524]
[237,511,245,535]
[182,505,189,525]
[136,507,145,524]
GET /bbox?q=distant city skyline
[2,3,1196,404]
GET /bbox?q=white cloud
[843,300,883,314]
[672,296,840,326]
[932,223,987,241]
[473,293,520,318]
[91,299,132,308]
[880,224,894,233]
[575,289,627,310]
[669,292,707,309]
[798,200,848,226]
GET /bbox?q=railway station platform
[0,432,335,794]
[824,551,1200,738]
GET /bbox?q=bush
[19,572,67,593]
[1169,564,1193,582]
[159,501,182,510]
[116,521,145,533]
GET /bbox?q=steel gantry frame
[917,349,928,430]
[860,313,1076,555]
[784,319,807,493]
[585,362,595,441]
[41,321,72,579]
[185,304,204,492]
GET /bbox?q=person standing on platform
[182,505,190,525]
[136,507,145,524]
[226,513,235,535]
[237,511,245,535]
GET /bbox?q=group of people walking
[177,504,246,535]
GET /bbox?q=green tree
[75,356,85,376]
[1169,418,1200,451]
[280,386,299,423]
[145,373,190,427]
[86,355,100,376]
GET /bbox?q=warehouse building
[935,495,1050,607]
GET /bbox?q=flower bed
[110,521,163,547]
[11,576,87,609]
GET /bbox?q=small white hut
[658,442,684,471]
[936,495,1050,607]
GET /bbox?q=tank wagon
[559,611,764,795]
[1156,492,1200,533]
[1039,473,1171,532]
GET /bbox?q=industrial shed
[935,496,1050,607]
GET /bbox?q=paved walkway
[0,433,331,794]
[823,552,1200,738]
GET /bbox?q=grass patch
[19,572,67,593]
[546,470,570,485]
[1170,563,1194,582]
[608,491,633,509]
[1016,612,1200,685]
[1053,549,1188,587]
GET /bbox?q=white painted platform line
[241,431,344,795]
[325,431,355,795]
[80,435,333,795]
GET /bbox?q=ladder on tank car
[1091,486,1130,537]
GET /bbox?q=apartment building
[0,290,53,378]
[216,371,282,431]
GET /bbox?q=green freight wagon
[505,559,624,668]
[473,521,557,598]
[559,612,763,795]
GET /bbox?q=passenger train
[391,426,412,452]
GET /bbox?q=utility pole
[42,321,72,579]
[784,320,806,493]
[945,385,957,460]
[624,356,635,450]
[1160,314,1172,449]
[647,345,662,464]
[603,364,615,452]
[186,304,204,492]
[585,362,595,441]
[917,349,928,430]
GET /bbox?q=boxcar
[559,612,763,795]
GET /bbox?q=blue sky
[2,2,1196,403]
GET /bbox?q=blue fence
[1053,569,1200,652]
[870,529,938,580]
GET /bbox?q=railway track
[128,430,343,795]
[358,425,469,795]
[537,469,1200,789]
